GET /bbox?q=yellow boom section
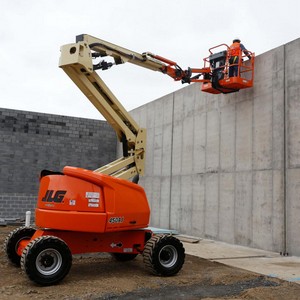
[59,37,146,179]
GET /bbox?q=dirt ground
[1,226,300,300]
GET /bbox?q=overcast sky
[1,0,300,120]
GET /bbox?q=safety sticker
[86,192,100,199]
[69,199,76,206]
[110,242,123,248]
[123,248,133,253]
[88,198,99,203]
[86,192,100,208]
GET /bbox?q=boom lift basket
[201,44,255,94]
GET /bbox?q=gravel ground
[1,226,300,300]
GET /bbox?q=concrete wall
[0,108,116,219]
[130,38,300,255]
[285,38,300,256]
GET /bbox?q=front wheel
[21,235,72,286]
[143,234,185,276]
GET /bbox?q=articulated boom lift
[3,35,188,286]
[4,35,254,286]
[73,35,254,95]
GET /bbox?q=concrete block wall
[0,108,116,219]
[130,38,300,255]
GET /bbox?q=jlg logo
[42,190,67,203]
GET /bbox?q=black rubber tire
[21,235,72,286]
[111,253,138,261]
[3,226,36,266]
[143,234,185,276]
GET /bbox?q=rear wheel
[3,226,36,266]
[143,234,185,276]
[21,235,72,286]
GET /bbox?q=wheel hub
[42,255,54,267]
[161,250,171,261]
[158,245,178,268]
[36,248,62,276]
